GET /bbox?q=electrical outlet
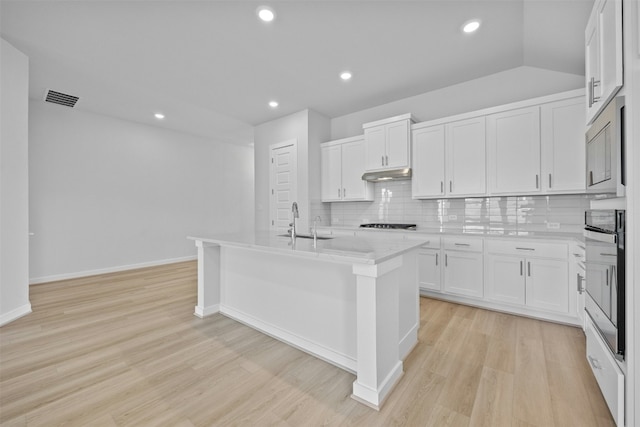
[547,222,560,229]
[448,215,458,221]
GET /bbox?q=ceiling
[0,0,593,145]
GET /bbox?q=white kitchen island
[188,231,424,410]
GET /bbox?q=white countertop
[188,231,426,265]
[321,225,584,243]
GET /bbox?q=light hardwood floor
[0,261,615,426]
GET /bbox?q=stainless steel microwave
[585,96,625,196]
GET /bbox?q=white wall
[254,109,332,232]
[0,39,31,325]
[330,66,584,139]
[29,101,254,283]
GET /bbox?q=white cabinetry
[412,125,445,198]
[487,106,541,194]
[445,118,486,196]
[485,240,570,315]
[541,97,587,193]
[443,237,483,298]
[320,136,373,202]
[417,237,442,292]
[585,0,623,124]
[570,241,586,329]
[585,317,624,425]
[363,114,413,171]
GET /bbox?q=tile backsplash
[329,181,592,234]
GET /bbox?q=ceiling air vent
[44,89,79,108]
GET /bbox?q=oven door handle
[584,229,617,244]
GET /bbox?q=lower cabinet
[443,238,483,298]
[485,240,569,315]
[418,248,441,292]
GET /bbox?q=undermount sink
[278,234,334,240]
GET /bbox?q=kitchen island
[188,231,425,409]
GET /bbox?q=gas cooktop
[359,223,416,230]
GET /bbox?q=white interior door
[270,140,297,233]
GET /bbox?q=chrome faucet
[312,216,322,241]
[289,202,299,239]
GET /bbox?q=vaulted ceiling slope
[0,0,593,145]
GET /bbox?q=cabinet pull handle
[599,253,616,257]
[385,155,389,166]
[588,355,601,370]
[343,188,346,198]
[445,254,448,267]
[381,155,384,166]
[449,181,453,192]
[605,268,609,287]
[549,173,552,188]
[527,262,531,277]
[535,175,539,189]
[435,253,438,266]
[520,261,523,276]
[516,247,535,251]
[441,181,444,193]
[338,188,341,198]
[577,273,583,294]
[591,77,601,103]
[454,243,470,247]
[589,77,594,108]
[589,171,594,186]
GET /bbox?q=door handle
[445,254,448,267]
[441,181,444,193]
[385,155,389,166]
[527,262,531,277]
[435,253,438,266]
[381,155,384,166]
[549,173,552,188]
[449,181,453,192]
[535,175,539,189]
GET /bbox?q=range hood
[361,168,412,182]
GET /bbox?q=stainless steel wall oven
[584,209,625,360]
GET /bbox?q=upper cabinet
[585,0,623,124]
[412,125,445,198]
[541,97,586,193]
[321,135,373,202]
[486,106,541,195]
[445,117,486,197]
[363,114,413,171]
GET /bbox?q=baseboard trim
[0,303,32,327]
[29,255,197,285]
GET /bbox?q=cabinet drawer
[486,239,567,259]
[443,237,482,252]
[585,317,624,425]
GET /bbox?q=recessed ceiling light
[154,113,165,119]
[340,71,352,81]
[462,20,481,33]
[257,6,275,22]
[268,101,278,108]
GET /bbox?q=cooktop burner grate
[359,223,416,230]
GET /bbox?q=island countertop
[188,231,426,265]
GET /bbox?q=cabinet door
[597,0,623,110]
[386,120,410,168]
[321,145,342,201]
[364,126,386,171]
[525,258,569,314]
[445,117,486,196]
[341,139,371,201]
[412,125,445,198]
[418,249,441,292]
[541,98,586,193]
[485,255,526,305]
[486,106,541,195]
[585,6,600,123]
[443,251,483,298]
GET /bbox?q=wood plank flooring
[0,261,615,426]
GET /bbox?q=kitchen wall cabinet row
[320,135,374,202]
[412,90,586,199]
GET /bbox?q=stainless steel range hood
[361,168,412,182]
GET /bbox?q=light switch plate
[547,222,560,229]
